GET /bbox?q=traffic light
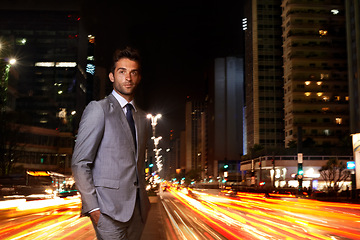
[224,164,229,169]
[149,157,153,170]
[297,163,304,177]
[297,163,303,190]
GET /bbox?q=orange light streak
[168,188,360,240]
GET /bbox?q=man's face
[109,58,141,101]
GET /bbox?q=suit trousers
[91,190,145,240]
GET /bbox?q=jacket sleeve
[71,101,105,214]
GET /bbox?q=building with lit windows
[0,1,91,174]
[0,2,91,131]
[281,0,349,147]
[244,0,284,151]
[11,125,74,174]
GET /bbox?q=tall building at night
[282,0,349,147]
[213,57,244,160]
[0,1,92,132]
[244,0,284,151]
[185,97,208,179]
[0,1,93,174]
[346,0,360,134]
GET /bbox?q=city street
[0,197,95,240]
[162,187,360,239]
[1,188,360,239]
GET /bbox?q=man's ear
[109,72,114,83]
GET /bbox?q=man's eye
[131,71,138,76]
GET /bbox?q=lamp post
[151,136,162,149]
[147,113,163,174]
[147,113,162,136]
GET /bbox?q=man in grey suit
[72,47,150,240]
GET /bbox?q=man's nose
[125,72,131,80]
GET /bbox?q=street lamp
[147,113,163,174]
[151,136,162,148]
[9,58,16,65]
[147,113,162,136]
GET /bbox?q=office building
[282,0,349,147]
[185,97,208,179]
[214,57,244,159]
[0,2,91,131]
[204,57,244,181]
[346,0,360,134]
[244,0,284,151]
[0,1,91,174]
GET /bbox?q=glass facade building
[244,0,284,150]
[0,9,89,131]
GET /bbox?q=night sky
[82,1,244,138]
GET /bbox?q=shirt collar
[111,89,137,112]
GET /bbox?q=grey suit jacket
[71,94,150,223]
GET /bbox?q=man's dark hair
[111,46,142,73]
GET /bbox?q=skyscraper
[244,0,284,150]
[213,57,244,161]
[282,0,349,147]
[346,0,360,134]
[185,98,208,179]
[0,1,90,174]
[0,1,89,131]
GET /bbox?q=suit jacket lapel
[107,94,136,153]
[133,110,142,159]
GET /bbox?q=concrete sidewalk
[141,195,168,240]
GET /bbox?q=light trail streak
[4,215,79,240]
[0,196,88,240]
[168,188,247,239]
[167,187,360,240]
[56,218,92,240]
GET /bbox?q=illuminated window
[331,9,339,15]
[322,107,330,112]
[345,96,349,101]
[88,35,95,43]
[334,96,340,101]
[320,73,329,79]
[319,30,328,36]
[324,129,330,136]
[242,18,248,30]
[86,64,95,75]
[305,81,311,85]
[305,92,311,96]
[317,92,323,97]
[335,118,342,125]
[316,81,322,85]
[35,62,55,67]
[16,38,27,45]
[35,62,77,67]
[322,96,329,101]
[56,62,77,67]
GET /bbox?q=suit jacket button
[134,182,138,186]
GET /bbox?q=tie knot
[125,103,134,111]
